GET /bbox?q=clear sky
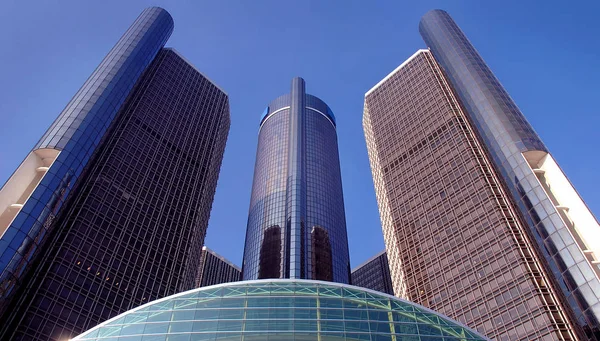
[1,1,599,269]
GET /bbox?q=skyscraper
[242,77,351,283]
[0,8,229,340]
[351,251,394,295]
[196,246,241,288]
[364,10,600,340]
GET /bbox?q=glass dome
[71,279,488,341]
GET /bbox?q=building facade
[0,9,229,341]
[419,10,600,339]
[196,246,241,288]
[364,49,586,339]
[71,279,490,341]
[351,251,394,295]
[242,77,351,283]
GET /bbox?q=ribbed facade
[242,77,350,283]
[0,7,173,318]
[196,246,241,288]
[0,10,229,341]
[364,50,580,339]
[351,251,394,295]
[420,10,599,339]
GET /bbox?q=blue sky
[0,1,598,269]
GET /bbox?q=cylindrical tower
[0,7,173,316]
[242,77,350,283]
[420,9,600,339]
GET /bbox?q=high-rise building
[0,8,229,341]
[242,77,351,283]
[70,279,490,341]
[364,9,600,340]
[196,246,241,288]
[351,251,394,295]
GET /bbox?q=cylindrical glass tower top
[242,77,350,283]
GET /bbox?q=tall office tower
[0,8,230,341]
[364,49,586,339]
[420,9,600,340]
[196,246,241,288]
[242,77,351,283]
[351,251,394,295]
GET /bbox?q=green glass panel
[343,309,369,321]
[293,308,318,319]
[293,332,320,341]
[393,322,418,334]
[343,299,367,310]
[319,332,346,341]
[294,319,318,331]
[319,308,343,320]
[166,334,191,341]
[149,301,174,311]
[246,297,268,308]
[342,288,366,299]
[214,333,242,341]
[318,286,342,297]
[320,320,345,332]
[79,328,99,338]
[365,291,383,300]
[219,298,246,308]
[392,334,419,341]
[371,334,392,341]
[97,326,121,337]
[172,309,195,321]
[366,298,389,310]
[197,298,222,309]
[192,320,218,332]
[294,297,317,307]
[118,323,146,336]
[147,311,173,322]
[245,308,269,319]
[268,319,293,331]
[368,310,391,322]
[269,297,294,307]
[222,287,246,297]
[174,299,197,310]
[267,332,296,340]
[417,323,443,336]
[390,300,414,312]
[246,286,269,296]
[118,336,143,341]
[269,308,293,319]
[141,335,167,341]
[295,285,318,296]
[124,312,149,324]
[108,316,126,326]
[392,311,416,323]
[169,321,193,333]
[217,320,243,331]
[415,312,440,325]
[369,321,391,334]
[194,309,220,320]
[345,332,372,340]
[218,309,245,320]
[344,320,370,332]
[196,288,222,298]
[419,337,445,341]
[143,322,170,334]
[319,298,343,308]
[243,319,269,332]
[188,332,215,340]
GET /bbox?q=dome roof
[72,279,488,341]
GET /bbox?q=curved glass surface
[243,78,350,283]
[72,279,489,341]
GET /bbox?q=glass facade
[364,50,580,339]
[420,10,600,339]
[196,246,241,288]
[0,41,229,341]
[242,78,350,283]
[71,279,489,341]
[0,7,173,319]
[351,251,393,296]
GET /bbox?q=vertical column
[286,77,306,278]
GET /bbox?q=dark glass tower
[242,77,350,283]
[196,246,241,288]
[351,251,394,295]
[0,9,229,341]
[420,10,600,339]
